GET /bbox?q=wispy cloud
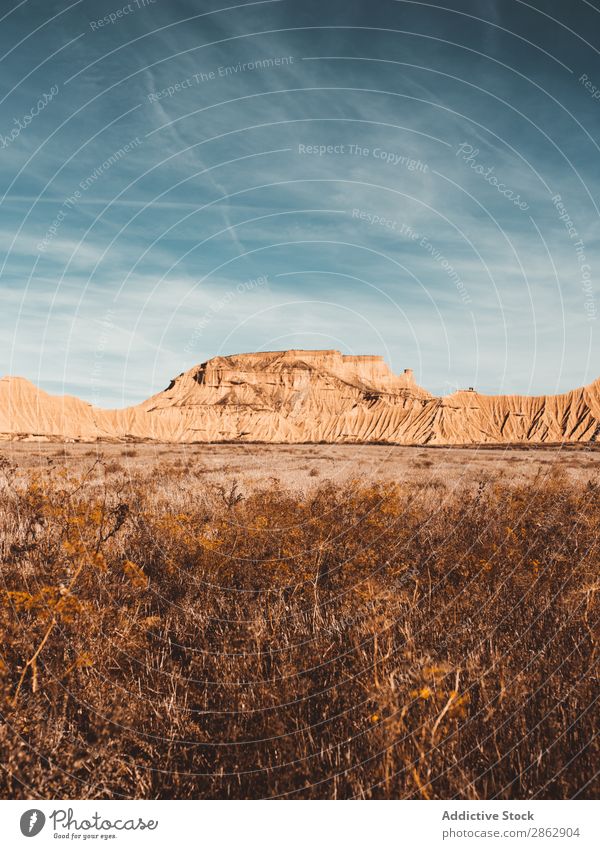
[1,0,598,404]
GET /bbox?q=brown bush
[0,456,597,799]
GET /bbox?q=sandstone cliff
[1,350,599,445]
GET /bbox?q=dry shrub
[103,461,123,474]
[0,456,597,799]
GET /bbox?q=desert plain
[3,439,600,491]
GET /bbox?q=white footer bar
[0,799,597,848]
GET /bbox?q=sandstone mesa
[1,349,599,445]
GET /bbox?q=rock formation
[1,349,599,445]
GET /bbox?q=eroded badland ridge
[1,349,599,445]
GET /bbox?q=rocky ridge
[1,349,599,445]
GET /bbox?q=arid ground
[4,440,600,491]
[0,443,598,799]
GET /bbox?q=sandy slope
[1,349,599,444]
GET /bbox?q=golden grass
[0,452,598,799]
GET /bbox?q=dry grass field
[4,440,600,491]
[0,442,598,799]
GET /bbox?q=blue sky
[1,0,599,405]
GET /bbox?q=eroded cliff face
[1,350,599,444]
